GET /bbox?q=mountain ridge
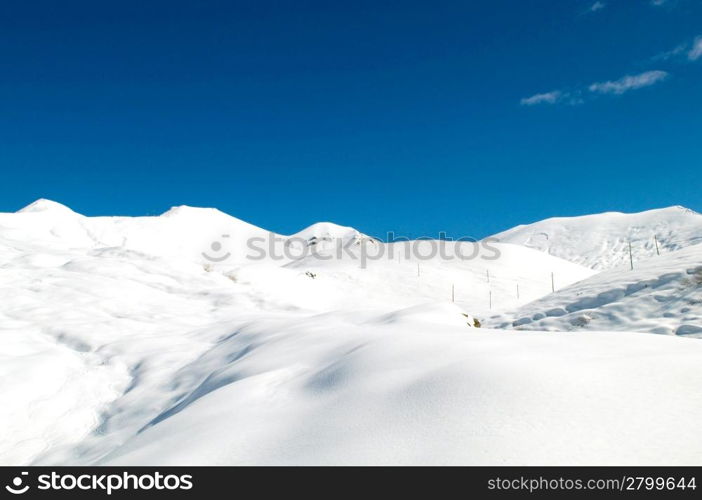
[489,205,702,270]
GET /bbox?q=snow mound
[370,302,478,328]
[490,206,702,270]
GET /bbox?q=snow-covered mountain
[1,199,702,466]
[490,206,702,270]
[290,221,372,245]
[0,199,594,314]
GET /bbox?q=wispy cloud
[652,43,688,61]
[521,70,669,107]
[589,1,606,12]
[651,34,702,62]
[520,90,583,107]
[688,36,702,61]
[520,91,564,106]
[650,0,668,6]
[588,70,669,95]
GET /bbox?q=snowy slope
[490,206,702,270]
[487,245,702,337]
[97,322,702,466]
[1,199,701,466]
[279,240,594,315]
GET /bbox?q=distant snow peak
[17,199,77,215]
[160,205,225,218]
[291,221,373,246]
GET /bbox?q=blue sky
[1,0,700,239]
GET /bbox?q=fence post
[551,272,555,293]
[452,284,455,303]
[654,235,660,256]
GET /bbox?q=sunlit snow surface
[1,200,701,465]
[488,245,702,336]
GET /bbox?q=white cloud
[588,70,669,95]
[589,1,606,12]
[522,70,670,108]
[520,90,564,106]
[520,90,584,107]
[652,43,687,61]
[651,35,702,62]
[688,37,702,61]
[650,0,668,5]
